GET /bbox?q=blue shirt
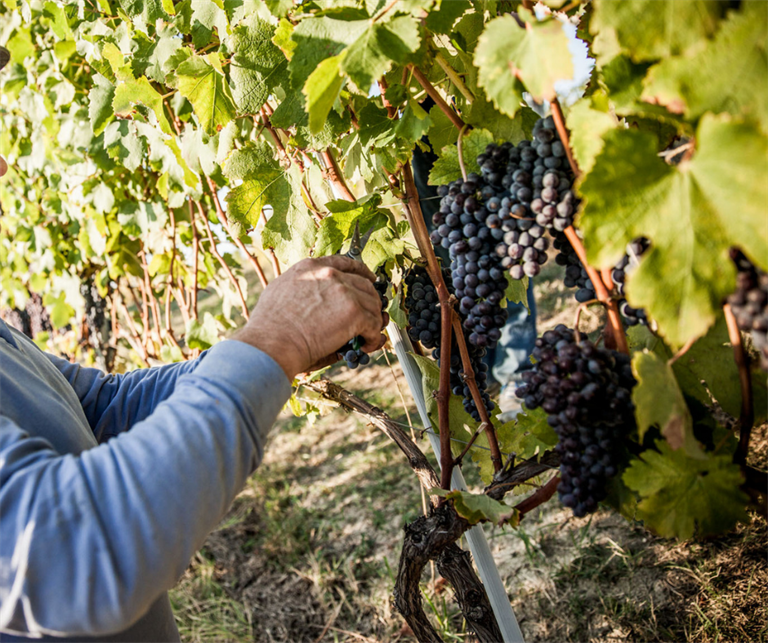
[0,319,291,641]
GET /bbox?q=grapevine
[1,0,766,640]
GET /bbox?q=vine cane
[387,321,526,643]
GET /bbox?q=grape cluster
[1,292,52,339]
[430,175,509,350]
[339,278,389,369]
[81,282,108,340]
[555,235,650,326]
[515,325,636,518]
[728,250,768,370]
[404,267,494,421]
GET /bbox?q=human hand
[232,256,387,380]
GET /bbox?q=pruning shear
[344,221,375,263]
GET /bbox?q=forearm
[0,341,290,637]
[48,351,209,441]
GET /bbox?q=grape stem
[563,227,629,355]
[453,422,488,467]
[456,124,471,181]
[401,162,457,491]
[667,335,698,366]
[434,51,475,103]
[723,303,754,466]
[410,65,467,131]
[513,474,560,518]
[188,198,200,321]
[451,312,504,472]
[550,98,580,179]
[572,298,600,342]
[550,99,629,354]
[205,177,270,290]
[320,149,356,202]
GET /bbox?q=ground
[169,258,768,643]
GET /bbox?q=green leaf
[565,92,616,174]
[496,406,558,463]
[669,313,768,425]
[578,116,768,347]
[113,77,174,136]
[173,53,237,136]
[476,12,573,112]
[261,168,317,265]
[425,0,471,34]
[432,489,519,527]
[632,350,703,457]
[426,104,458,154]
[43,292,74,329]
[226,169,290,228]
[622,440,749,539]
[272,18,297,60]
[362,221,406,271]
[89,74,115,136]
[358,103,395,148]
[230,16,288,115]
[119,0,168,23]
[303,54,345,135]
[144,24,184,83]
[591,0,724,63]
[265,0,292,18]
[103,120,145,171]
[465,99,537,145]
[642,2,768,133]
[342,17,421,92]
[428,128,494,186]
[395,99,432,143]
[503,273,528,310]
[289,17,368,89]
[313,196,383,257]
[185,312,220,349]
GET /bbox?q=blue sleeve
[46,351,209,442]
[0,340,291,638]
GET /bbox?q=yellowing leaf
[578,116,768,347]
[173,53,236,136]
[623,441,749,539]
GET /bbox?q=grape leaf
[465,99,537,145]
[342,17,420,92]
[358,103,395,148]
[173,53,236,136]
[261,168,317,265]
[622,440,749,539]
[426,104,458,154]
[144,24,183,83]
[43,292,74,329]
[289,16,368,90]
[113,77,174,136]
[496,406,558,462]
[578,116,768,347]
[425,0,470,34]
[313,197,383,257]
[103,120,145,171]
[224,143,291,227]
[230,16,288,115]
[565,92,616,174]
[272,18,297,60]
[362,221,406,271]
[590,0,723,62]
[475,12,573,111]
[185,311,220,349]
[428,128,494,186]
[89,73,115,136]
[304,54,345,135]
[432,489,519,527]
[669,313,768,425]
[118,0,168,24]
[632,350,703,457]
[503,273,528,310]
[265,0,292,18]
[642,2,768,133]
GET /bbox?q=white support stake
[387,321,525,643]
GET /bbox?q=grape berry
[515,325,636,517]
[404,267,493,421]
[339,278,389,369]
